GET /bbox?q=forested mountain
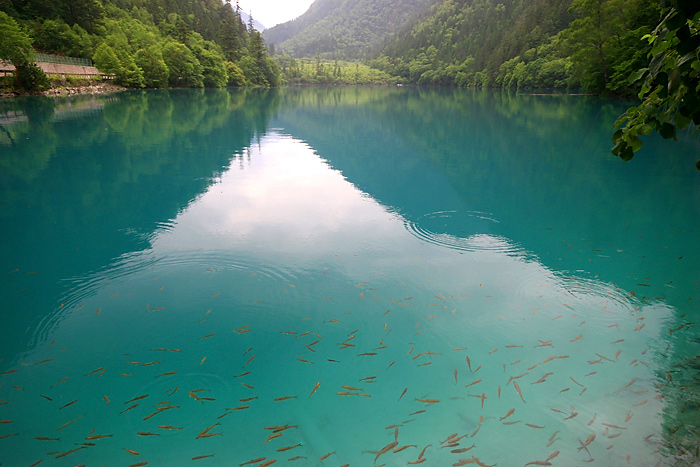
[262,0,433,59]
[0,0,280,89]
[370,0,660,93]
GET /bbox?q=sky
[236,0,315,29]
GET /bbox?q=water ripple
[404,210,525,255]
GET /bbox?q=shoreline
[0,81,127,99]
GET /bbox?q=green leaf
[674,113,692,129]
[620,145,635,161]
[659,122,677,140]
[665,12,686,31]
[628,68,647,84]
[668,68,682,93]
[627,135,643,152]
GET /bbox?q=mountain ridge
[263,0,434,59]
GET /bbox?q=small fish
[158,425,182,430]
[123,448,140,455]
[399,388,408,401]
[59,400,77,410]
[395,444,418,453]
[125,394,149,404]
[85,434,113,440]
[137,432,160,436]
[156,371,177,378]
[84,367,105,376]
[274,396,296,401]
[471,456,496,467]
[240,458,266,466]
[465,379,481,388]
[469,392,487,408]
[55,446,86,458]
[192,454,214,460]
[120,403,139,414]
[141,361,162,367]
[375,441,399,462]
[513,381,526,403]
[602,423,627,429]
[57,415,83,430]
[51,377,70,387]
[35,436,60,441]
[277,443,302,452]
[500,408,515,421]
[570,335,582,343]
[414,398,439,404]
[319,451,335,460]
[309,381,321,398]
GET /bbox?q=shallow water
[1,87,699,466]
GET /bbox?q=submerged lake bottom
[1,87,699,466]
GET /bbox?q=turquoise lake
[1,86,699,466]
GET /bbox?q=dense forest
[369,0,661,94]
[0,0,280,90]
[263,0,433,59]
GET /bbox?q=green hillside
[370,0,660,93]
[0,0,280,90]
[262,0,433,59]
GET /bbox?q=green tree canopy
[0,10,34,66]
[0,10,48,90]
[134,46,169,88]
[92,42,122,75]
[162,40,204,87]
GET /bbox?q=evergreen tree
[217,0,245,61]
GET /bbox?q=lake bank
[0,80,125,99]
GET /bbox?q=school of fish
[0,252,696,467]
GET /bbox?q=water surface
[1,87,699,466]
